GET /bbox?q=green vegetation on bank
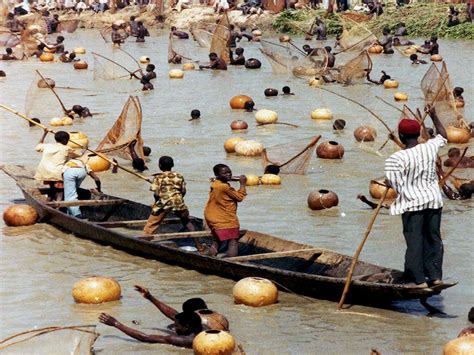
[272,3,474,40]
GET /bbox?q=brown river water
[0,30,473,354]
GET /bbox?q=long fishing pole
[0,104,150,183]
[36,70,70,116]
[91,52,140,79]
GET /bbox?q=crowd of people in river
[1,0,473,350]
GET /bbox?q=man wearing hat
[384,105,447,288]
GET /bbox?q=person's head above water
[447,147,461,158]
[209,52,218,61]
[430,35,438,43]
[264,165,280,175]
[132,158,146,172]
[6,47,13,54]
[174,311,203,336]
[182,297,208,312]
[171,26,177,31]
[54,131,70,145]
[142,146,151,156]
[146,64,155,72]
[393,37,401,45]
[282,86,292,94]
[57,35,64,43]
[409,53,418,61]
[159,156,174,171]
[72,105,83,114]
[453,87,464,97]
[190,109,201,119]
[244,100,255,111]
[235,47,244,55]
[324,46,332,53]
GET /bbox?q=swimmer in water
[229,47,245,65]
[410,54,427,65]
[281,86,294,95]
[0,47,18,60]
[189,109,201,121]
[199,53,227,70]
[171,26,189,39]
[443,147,474,168]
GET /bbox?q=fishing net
[0,325,98,355]
[0,30,21,47]
[210,13,230,63]
[57,19,79,33]
[24,72,67,120]
[260,41,328,77]
[99,26,112,43]
[332,50,372,85]
[262,136,320,174]
[191,28,213,48]
[337,17,376,53]
[96,96,145,160]
[92,51,141,81]
[168,33,194,63]
[420,62,467,129]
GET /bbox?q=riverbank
[273,3,474,40]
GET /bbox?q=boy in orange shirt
[204,164,247,257]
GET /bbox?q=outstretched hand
[424,104,436,116]
[134,285,151,299]
[99,313,118,327]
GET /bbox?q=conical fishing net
[0,325,98,355]
[0,30,20,47]
[332,50,372,85]
[262,136,320,174]
[420,62,467,129]
[260,41,328,77]
[168,33,194,63]
[92,51,142,80]
[210,13,230,63]
[191,28,213,48]
[96,96,145,160]
[57,19,79,33]
[337,17,376,53]
[24,72,68,120]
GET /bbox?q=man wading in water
[384,105,448,288]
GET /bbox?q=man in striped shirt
[384,106,447,288]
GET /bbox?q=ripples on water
[0,30,473,354]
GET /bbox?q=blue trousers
[63,168,87,217]
[401,208,443,284]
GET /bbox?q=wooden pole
[438,147,468,187]
[337,186,389,310]
[35,70,70,116]
[0,104,150,183]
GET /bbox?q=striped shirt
[384,134,447,215]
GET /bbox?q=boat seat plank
[228,248,323,262]
[46,199,126,207]
[136,229,248,242]
[95,218,184,228]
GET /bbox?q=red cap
[398,118,421,135]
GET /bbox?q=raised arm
[134,285,178,321]
[38,128,49,144]
[425,105,447,139]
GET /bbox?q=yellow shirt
[204,180,246,230]
[34,143,76,181]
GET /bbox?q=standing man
[384,106,447,288]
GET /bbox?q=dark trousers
[402,208,443,284]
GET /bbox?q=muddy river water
[0,30,473,354]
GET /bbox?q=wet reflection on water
[0,30,472,353]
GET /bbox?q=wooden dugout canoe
[1,165,456,307]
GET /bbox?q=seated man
[99,311,203,347]
[199,52,227,70]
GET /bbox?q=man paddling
[384,105,448,288]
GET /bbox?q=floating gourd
[233,277,278,307]
[354,126,377,142]
[307,189,339,210]
[67,131,89,149]
[260,174,281,185]
[311,108,333,120]
[229,95,253,109]
[264,88,278,97]
[193,330,236,355]
[316,141,344,159]
[369,177,397,199]
[74,61,88,70]
[279,35,290,43]
[309,77,323,87]
[368,44,383,54]
[234,140,264,157]
[3,204,38,226]
[73,47,86,54]
[245,174,260,186]
[72,276,121,304]
[37,78,55,88]
[182,62,195,70]
[431,54,443,62]
[195,309,230,331]
[169,69,184,79]
[224,137,245,153]
[230,120,248,131]
[87,154,111,172]
[50,117,64,126]
[394,92,408,101]
[39,52,54,62]
[61,116,73,125]
[139,55,150,64]
[384,79,399,89]
[255,109,278,124]
[446,126,470,144]
[443,335,474,355]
